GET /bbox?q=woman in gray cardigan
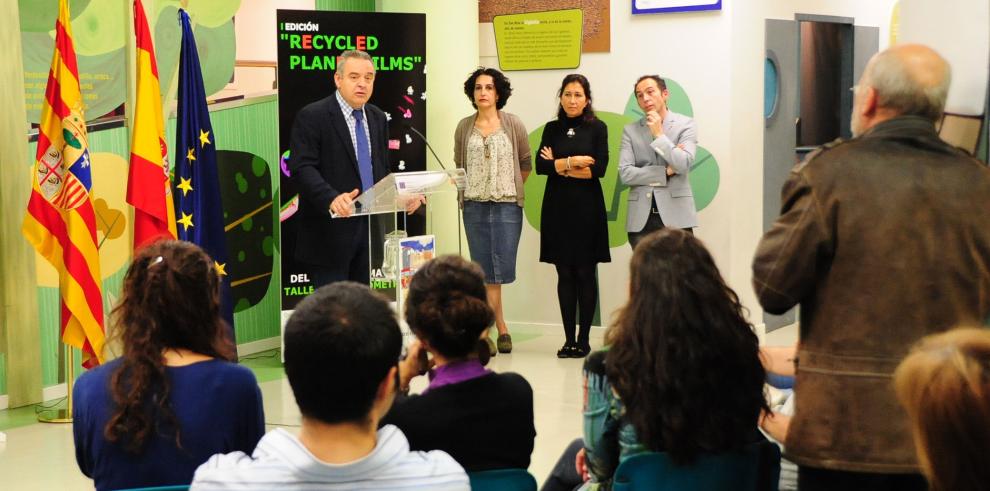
[453,67,531,356]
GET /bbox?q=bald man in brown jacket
[753,44,990,491]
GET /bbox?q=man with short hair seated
[190,282,469,490]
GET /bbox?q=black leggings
[555,263,598,346]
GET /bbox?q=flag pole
[38,345,74,423]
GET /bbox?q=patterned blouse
[463,127,517,202]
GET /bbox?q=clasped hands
[397,339,434,393]
[330,189,425,217]
[540,147,594,179]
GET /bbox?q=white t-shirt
[191,425,469,490]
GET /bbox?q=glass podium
[333,168,465,321]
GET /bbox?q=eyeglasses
[483,137,491,159]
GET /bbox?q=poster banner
[276,10,426,310]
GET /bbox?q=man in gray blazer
[619,75,698,248]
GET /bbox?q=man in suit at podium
[289,50,420,288]
[619,75,698,249]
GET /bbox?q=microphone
[401,123,463,257]
[404,123,448,170]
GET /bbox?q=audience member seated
[381,255,536,471]
[894,327,990,491]
[191,282,469,490]
[542,229,770,491]
[72,240,265,491]
[758,344,798,491]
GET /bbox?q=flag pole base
[37,409,72,424]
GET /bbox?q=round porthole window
[764,56,780,120]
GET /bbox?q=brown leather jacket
[753,116,990,473]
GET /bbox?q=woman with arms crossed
[536,74,610,358]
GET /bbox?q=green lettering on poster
[493,9,582,71]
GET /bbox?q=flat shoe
[497,333,513,353]
[485,336,497,357]
[573,344,591,358]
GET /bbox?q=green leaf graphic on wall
[216,150,276,313]
[155,5,237,105]
[525,79,720,247]
[20,0,239,123]
[17,0,92,32]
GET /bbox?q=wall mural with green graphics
[523,79,721,247]
[19,0,240,123]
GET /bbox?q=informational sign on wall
[632,0,722,15]
[480,1,610,53]
[493,9,583,71]
[276,10,426,310]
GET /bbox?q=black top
[535,116,611,265]
[380,372,536,472]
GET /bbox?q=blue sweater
[73,358,265,491]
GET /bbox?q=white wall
[224,0,316,98]
[474,1,898,339]
[235,0,316,61]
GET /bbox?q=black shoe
[573,343,591,358]
[557,343,577,358]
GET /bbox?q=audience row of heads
[112,226,989,489]
[287,228,769,445]
[284,254,495,426]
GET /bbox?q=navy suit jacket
[288,94,390,266]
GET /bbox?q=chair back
[469,468,538,491]
[612,440,781,491]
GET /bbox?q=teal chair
[612,440,781,491]
[469,468,538,491]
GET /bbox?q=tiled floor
[0,322,797,489]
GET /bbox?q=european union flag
[174,9,235,344]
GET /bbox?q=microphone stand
[405,125,463,257]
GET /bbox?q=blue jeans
[463,201,523,284]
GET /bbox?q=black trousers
[798,466,928,491]
[307,218,370,288]
[541,438,585,491]
[627,211,693,249]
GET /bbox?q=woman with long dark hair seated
[73,241,265,491]
[542,229,769,490]
[381,255,536,471]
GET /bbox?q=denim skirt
[462,200,523,284]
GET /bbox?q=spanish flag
[22,0,105,369]
[127,0,177,250]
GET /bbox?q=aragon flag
[127,0,177,250]
[22,0,106,369]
